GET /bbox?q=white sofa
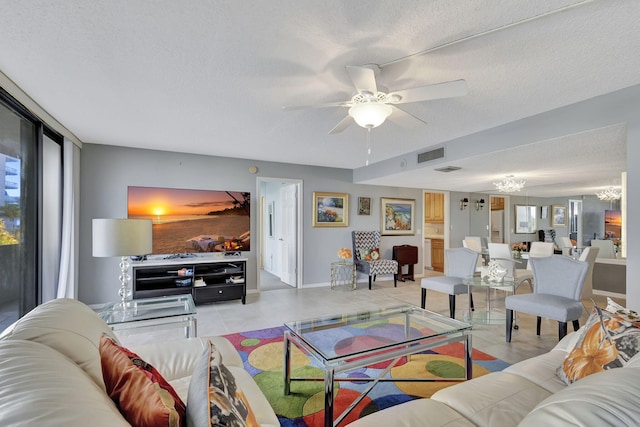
[0,298,279,426]
[347,330,640,426]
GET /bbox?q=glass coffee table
[283,305,472,427]
[94,294,197,338]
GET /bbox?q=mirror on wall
[490,196,506,243]
[515,205,537,234]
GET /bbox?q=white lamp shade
[92,218,153,257]
[348,103,392,128]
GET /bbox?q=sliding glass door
[0,98,37,329]
[0,88,64,327]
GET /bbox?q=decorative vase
[487,260,508,282]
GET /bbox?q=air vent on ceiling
[417,147,444,164]
[435,166,462,173]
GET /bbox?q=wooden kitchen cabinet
[431,239,444,272]
[424,193,445,223]
[491,197,505,210]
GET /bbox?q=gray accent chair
[421,247,478,319]
[505,255,589,342]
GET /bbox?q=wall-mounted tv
[127,186,250,255]
[605,209,621,239]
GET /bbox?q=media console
[131,257,247,304]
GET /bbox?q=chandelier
[596,186,621,201]
[493,175,525,193]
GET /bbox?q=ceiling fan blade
[328,115,353,134]
[388,105,427,128]
[346,65,378,94]
[388,79,467,104]
[282,100,350,111]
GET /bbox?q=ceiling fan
[284,64,468,134]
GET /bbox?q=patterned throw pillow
[187,340,258,427]
[359,248,380,261]
[557,305,640,384]
[99,335,186,427]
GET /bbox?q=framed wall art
[541,205,549,219]
[312,192,348,227]
[552,205,567,227]
[358,196,371,215]
[514,205,537,234]
[381,197,415,235]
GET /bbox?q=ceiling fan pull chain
[366,126,372,166]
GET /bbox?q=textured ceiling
[0,0,635,196]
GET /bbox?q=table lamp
[92,218,152,306]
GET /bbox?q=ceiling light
[494,175,525,193]
[348,103,392,128]
[596,186,621,201]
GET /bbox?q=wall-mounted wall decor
[541,205,549,219]
[127,186,250,254]
[514,205,537,234]
[358,196,371,215]
[552,205,567,227]
[381,197,415,235]
[312,192,348,227]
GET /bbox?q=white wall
[79,144,425,304]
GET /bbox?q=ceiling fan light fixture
[348,103,392,128]
[596,186,621,201]
[494,175,525,193]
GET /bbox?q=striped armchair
[352,231,398,290]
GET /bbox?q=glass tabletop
[94,294,196,325]
[284,304,471,362]
[465,275,516,288]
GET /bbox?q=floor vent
[417,147,445,163]
[434,166,462,173]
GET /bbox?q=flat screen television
[605,209,621,239]
[127,186,250,255]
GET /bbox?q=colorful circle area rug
[223,324,509,426]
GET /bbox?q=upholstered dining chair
[560,236,574,256]
[577,246,599,299]
[421,247,478,319]
[590,239,616,259]
[462,237,484,273]
[351,231,398,290]
[487,243,532,292]
[505,255,589,342]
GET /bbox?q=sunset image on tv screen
[127,186,250,255]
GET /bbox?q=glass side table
[464,276,515,326]
[330,261,356,290]
[93,294,197,338]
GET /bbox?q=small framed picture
[312,192,348,227]
[541,205,549,219]
[381,197,415,235]
[358,197,371,215]
[552,205,567,227]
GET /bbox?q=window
[0,88,62,328]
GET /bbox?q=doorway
[257,178,303,291]
[568,199,583,247]
[489,195,509,243]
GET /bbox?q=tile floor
[117,272,622,366]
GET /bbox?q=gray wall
[453,193,619,248]
[79,144,424,304]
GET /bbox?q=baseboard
[593,289,626,299]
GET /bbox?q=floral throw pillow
[359,248,380,261]
[557,305,640,385]
[187,340,258,427]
